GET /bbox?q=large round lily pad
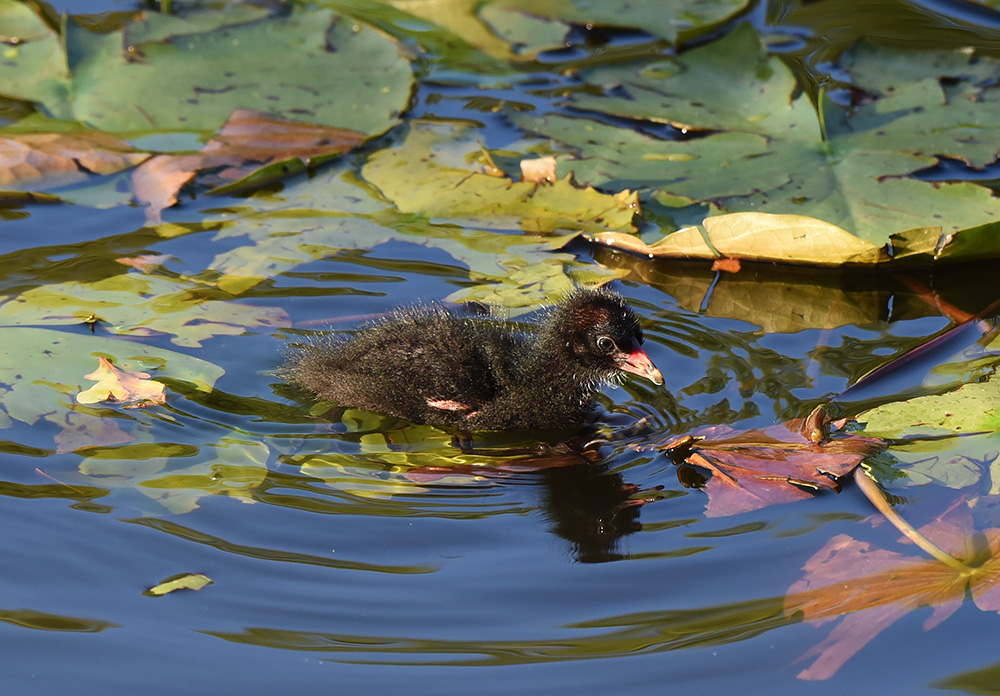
[0,2,413,136]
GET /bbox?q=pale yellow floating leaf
[77,357,166,408]
[590,213,885,266]
[146,573,213,597]
[362,121,639,234]
[701,213,886,265]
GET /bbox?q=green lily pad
[361,120,639,234]
[0,327,224,428]
[510,24,1000,261]
[505,0,750,43]
[0,2,413,137]
[373,0,569,60]
[856,376,1000,439]
[381,0,748,55]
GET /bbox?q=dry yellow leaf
[77,357,166,408]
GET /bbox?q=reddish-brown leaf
[132,109,366,221]
[711,257,741,273]
[663,420,884,517]
[131,154,202,221]
[202,108,366,161]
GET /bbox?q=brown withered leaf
[76,357,166,408]
[131,154,202,220]
[200,109,366,162]
[133,109,366,221]
[662,421,885,517]
[0,132,149,188]
[784,510,1000,680]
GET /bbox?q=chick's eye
[597,336,616,352]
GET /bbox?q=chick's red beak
[618,340,663,386]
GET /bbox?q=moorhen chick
[281,287,663,431]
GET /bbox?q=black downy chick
[280,287,663,431]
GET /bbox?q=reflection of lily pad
[608,251,890,333]
[362,120,639,234]
[80,438,269,514]
[510,24,1000,260]
[0,3,413,136]
[0,327,224,427]
[138,439,270,514]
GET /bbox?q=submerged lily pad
[0,273,289,347]
[510,24,1000,262]
[0,2,413,137]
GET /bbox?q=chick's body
[282,288,662,431]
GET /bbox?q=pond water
[4,0,1000,694]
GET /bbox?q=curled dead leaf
[77,356,166,408]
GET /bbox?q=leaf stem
[817,87,826,143]
[853,467,971,573]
